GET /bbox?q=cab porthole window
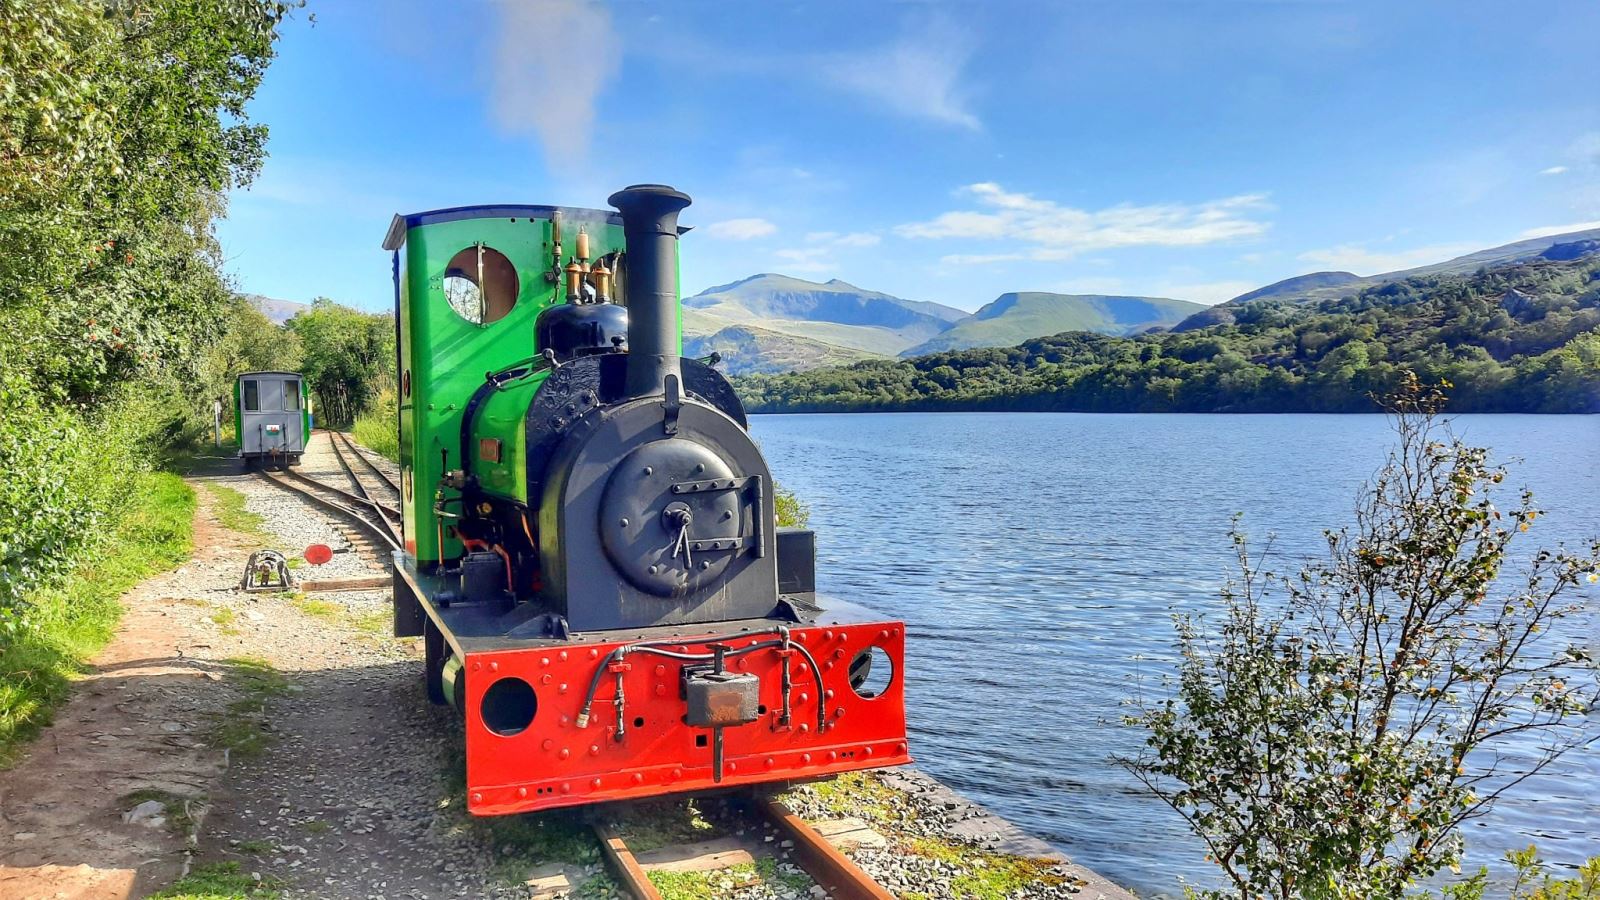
[443,244,518,325]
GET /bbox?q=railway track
[325,430,401,526]
[329,429,401,497]
[254,465,401,553]
[596,793,893,900]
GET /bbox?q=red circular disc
[303,544,334,566]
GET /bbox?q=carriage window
[283,382,301,411]
[242,380,259,412]
[443,244,518,325]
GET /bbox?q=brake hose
[575,630,828,734]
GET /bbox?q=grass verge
[149,861,282,899]
[0,472,195,765]
[204,484,271,542]
[350,389,397,462]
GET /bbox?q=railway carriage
[383,185,911,816]
[235,371,309,469]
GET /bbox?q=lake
[749,412,1600,897]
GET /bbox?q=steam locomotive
[382,184,910,815]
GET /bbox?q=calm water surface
[749,412,1600,897]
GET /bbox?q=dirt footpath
[0,450,522,899]
[0,475,259,898]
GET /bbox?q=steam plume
[490,0,619,169]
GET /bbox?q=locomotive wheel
[424,617,447,705]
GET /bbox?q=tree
[286,299,395,427]
[1122,375,1600,899]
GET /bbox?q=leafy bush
[0,0,293,751]
[0,471,194,761]
[1122,377,1600,898]
[0,377,168,626]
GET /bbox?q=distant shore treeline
[734,255,1600,415]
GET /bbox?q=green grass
[286,596,390,643]
[649,858,811,899]
[205,484,270,541]
[149,862,282,899]
[210,607,239,636]
[206,657,291,759]
[0,472,195,765]
[787,773,1078,899]
[795,771,912,829]
[907,836,1071,900]
[348,609,390,636]
[350,389,397,462]
[291,597,340,619]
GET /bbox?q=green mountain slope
[683,323,882,375]
[900,292,1206,356]
[1174,227,1600,331]
[736,253,1600,414]
[682,274,965,358]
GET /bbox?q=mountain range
[1172,226,1600,331]
[735,234,1600,415]
[243,293,309,323]
[681,274,1202,374]
[684,227,1600,374]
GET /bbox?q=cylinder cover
[600,439,742,596]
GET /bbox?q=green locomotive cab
[383,205,640,569]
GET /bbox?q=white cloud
[704,218,778,240]
[939,252,1026,266]
[806,231,881,248]
[823,16,980,130]
[1297,242,1477,275]
[1517,221,1600,239]
[1540,166,1570,176]
[488,0,618,169]
[899,183,1272,260]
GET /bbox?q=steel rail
[255,468,401,553]
[754,796,895,900]
[331,430,400,495]
[593,792,895,900]
[324,431,401,527]
[281,465,400,526]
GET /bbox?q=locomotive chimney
[609,184,692,400]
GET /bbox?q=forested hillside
[737,255,1600,414]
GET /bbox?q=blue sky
[218,1,1600,313]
